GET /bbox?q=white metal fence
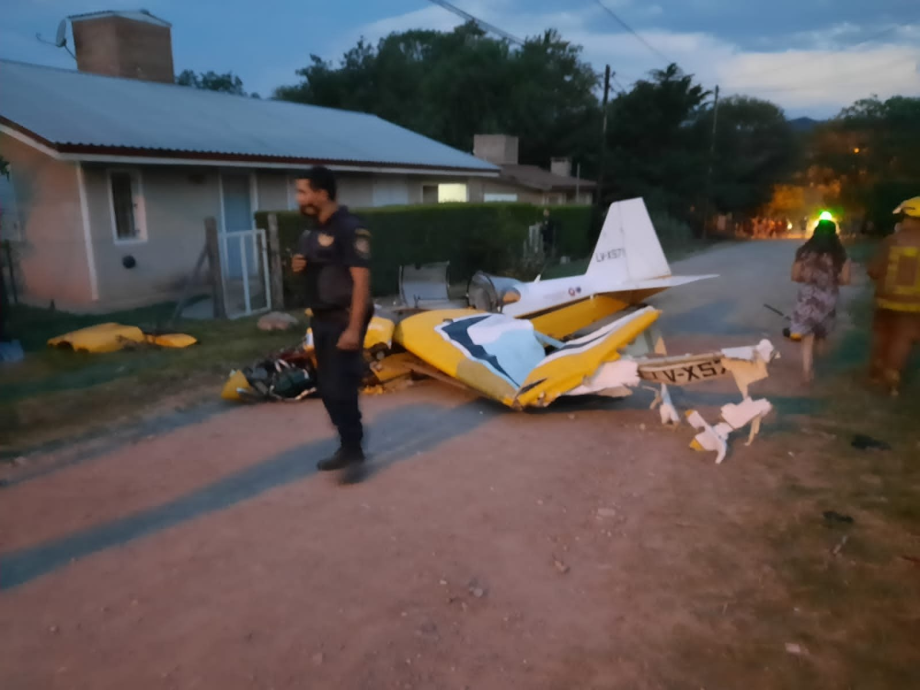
[219,228,272,319]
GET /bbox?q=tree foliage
[698,95,798,214]
[604,64,710,216]
[809,96,920,232]
[274,23,599,169]
[176,69,260,98]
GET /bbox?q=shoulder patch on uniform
[355,235,371,259]
[318,232,335,247]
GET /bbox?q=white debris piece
[686,410,731,463]
[721,397,773,446]
[565,359,640,398]
[686,397,773,463]
[650,384,680,426]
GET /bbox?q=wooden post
[267,213,285,310]
[204,217,226,319]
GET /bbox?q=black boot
[316,445,365,472]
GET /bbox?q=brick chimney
[473,134,519,165]
[69,10,174,83]
[550,157,572,178]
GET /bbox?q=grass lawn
[0,302,305,457]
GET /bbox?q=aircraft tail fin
[584,198,673,288]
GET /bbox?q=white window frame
[107,168,147,245]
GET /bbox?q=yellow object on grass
[48,322,197,353]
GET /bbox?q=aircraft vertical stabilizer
[585,198,672,287]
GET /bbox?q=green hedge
[256,203,595,300]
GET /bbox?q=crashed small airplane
[224,198,777,461]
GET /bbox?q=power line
[424,0,524,45]
[593,0,671,64]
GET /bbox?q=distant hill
[789,117,821,132]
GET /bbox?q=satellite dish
[36,18,75,60]
[54,19,67,47]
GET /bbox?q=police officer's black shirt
[298,206,372,314]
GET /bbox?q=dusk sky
[4,0,919,118]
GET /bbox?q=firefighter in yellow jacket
[867,196,920,395]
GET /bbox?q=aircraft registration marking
[638,358,728,385]
[596,247,625,262]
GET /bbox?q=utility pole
[596,65,612,210]
[703,84,720,240]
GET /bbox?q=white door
[221,173,256,279]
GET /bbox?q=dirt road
[0,242,900,689]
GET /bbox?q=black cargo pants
[311,310,371,452]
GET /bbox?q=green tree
[809,96,920,232]
[176,69,259,98]
[274,23,599,171]
[697,95,799,215]
[604,64,710,218]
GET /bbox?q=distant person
[789,218,851,382]
[867,197,920,396]
[291,166,374,483]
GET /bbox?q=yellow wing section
[394,308,523,406]
[525,295,629,340]
[514,308,660,408]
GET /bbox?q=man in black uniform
[292,166,373,481]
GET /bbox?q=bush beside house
[256,203,596,300]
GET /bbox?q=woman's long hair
[796,219,847,271]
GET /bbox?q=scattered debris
[47,323,196,353]
[552,555,570,574]
[686,397,773,463]
[823,511,855,525]
[900,556,920,568]
[785,643,805,655]
[257,311,299,332]
[312,652,324,666]
[467,579,486,598]
[596,508,618,519]
[831,535,849,556]
[851,434,891,451]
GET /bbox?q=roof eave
[0,120,500,177]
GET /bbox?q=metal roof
[499,164,596,191]
[0,60,498,173]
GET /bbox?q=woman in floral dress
[790,219,851,382]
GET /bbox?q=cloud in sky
[337,1,920,118]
